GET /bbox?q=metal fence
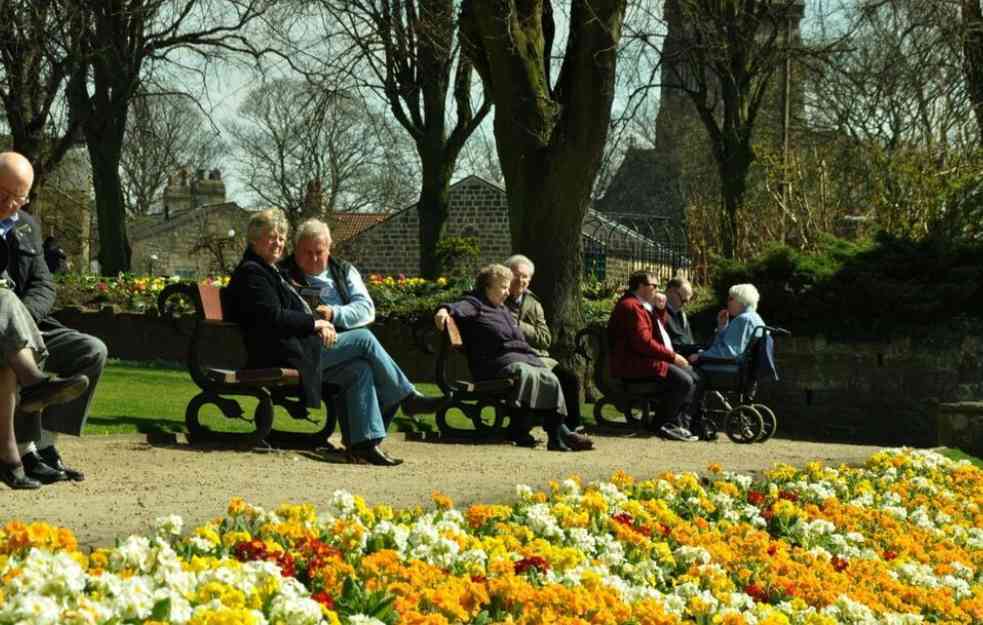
[582,210,689,286]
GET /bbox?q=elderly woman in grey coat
[434,264,592,452]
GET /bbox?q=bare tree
[460,0,629,350]
[226,77,417,220]
[965,1,983,142]
[301,0,491,278]
[120,92,226,216]
[0,0,82,192]
[65,0,279,275]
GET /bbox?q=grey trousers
[15,325,108,441]
[0,289,46,363]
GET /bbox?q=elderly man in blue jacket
[279,218,440,460]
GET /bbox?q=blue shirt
[306,264,375,330]
[0,212,19,238]
[700,308,765,372]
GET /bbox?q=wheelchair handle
[765,326,791,336]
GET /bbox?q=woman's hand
[717,309,729,329]
[434,308,449,331]
[314,319,337,349]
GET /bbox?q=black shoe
[400,392,443,416]
[20,375,89,413]
[510,432,540,448]
[38,447,85,481]
[348,445,403,466]
[21,451,68,484]
[0,462,41,490]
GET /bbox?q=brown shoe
[563,431,594,451]
[347,445,403,466]
[19,375,89,413]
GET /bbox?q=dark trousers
[552,365,581,430]
[626,363,698,429]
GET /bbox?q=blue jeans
[320,329,414,446]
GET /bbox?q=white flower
[348,614,387,625]
[515,484,534,500]
[268,595,324,625]
[330,490,357,516]
[153,514,184,538]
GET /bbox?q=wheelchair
[690,325,789,444]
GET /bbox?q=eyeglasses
[0,186,29,207]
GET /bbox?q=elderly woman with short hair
[433,264,592,452]
[224,209,402,466]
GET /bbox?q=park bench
[157,282,339,449]
[426,315,517,440]
[574,323,670,431]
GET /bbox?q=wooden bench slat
[205,367,301,386]
[452,378,514,394]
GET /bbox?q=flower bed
[1,449,980,625]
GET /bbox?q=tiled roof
[331,212,389,243]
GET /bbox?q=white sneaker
[660,424,699,442]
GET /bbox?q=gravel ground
[1,432,885,549]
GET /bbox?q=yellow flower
[432,491,454,510]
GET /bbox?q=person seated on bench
[607,271,699,442]
[687,283,765,387]
[503,254,586,435]
[664,278,701,357]
[280,217,441,426]
[0,289,89,489]
[433,264,592,452]
[225,209,407,467]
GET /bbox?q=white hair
[505,254,535,274]
[294,218,331,247]
[729,283,760,310]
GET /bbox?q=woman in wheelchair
[687,283,765,375]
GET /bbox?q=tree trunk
[87,133,130,275]
[506,156,588,357]
[417,150,454,279]
[964,1,983,143]
[717,136,754,259]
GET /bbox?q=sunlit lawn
[84,361,612,436]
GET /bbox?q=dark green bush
[702,233,983,338]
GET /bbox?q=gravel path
[1,433,885,549]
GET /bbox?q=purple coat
[441,293,543,380]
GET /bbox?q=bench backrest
[435,315,465,394]
[198,283,226,322]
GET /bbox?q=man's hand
[434,308,449,331]
[673,353,690,368]
[314,319,337,348]
[316,304,333,321]
[688,352,701,364]
[652,292,667,310]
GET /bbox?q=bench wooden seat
[430,316,516,439]
[574,324,668,431]
[158,282,338,449]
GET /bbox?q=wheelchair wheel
[725,405,763,444]
[751,404,777,442]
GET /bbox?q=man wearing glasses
[0,152,108,484]
[663,278,700,357]
[607,271,699,441]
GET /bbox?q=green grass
[938,447,983,469]
[85,362,616,436]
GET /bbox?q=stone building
[339,175,681,285]
[596,0,806,236]
[129,168,249,277]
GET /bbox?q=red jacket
[607,293,675,379]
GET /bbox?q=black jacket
[664,305,695,347]
[279,255,353,307]
[224,248,323,408]
[0,210,60,330]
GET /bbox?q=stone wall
[54,307,983,447]
[339,176,513,275]
[130,203,250,277]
